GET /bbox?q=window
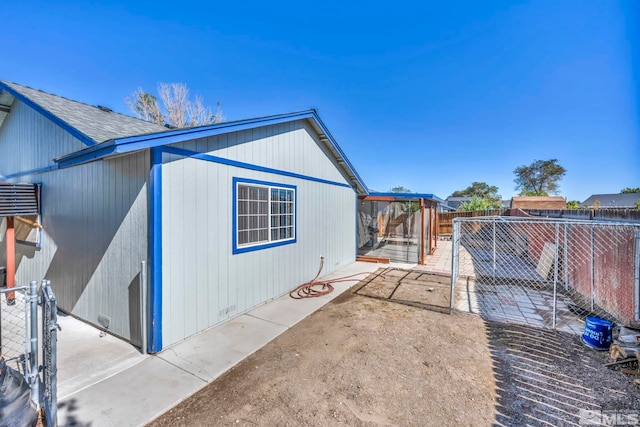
[234,178,296,253]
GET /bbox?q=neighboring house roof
[0,80,168,146]
[444,196,474,210]
[510,196,566,209]
[582,193,640,208]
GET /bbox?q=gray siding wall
[161,120,356,347]
[0,99,149,344]
[0,99,86,176]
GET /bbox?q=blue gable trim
[161,146,352,189]
[0,82,96,147]
[53,110,367,193]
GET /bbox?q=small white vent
[219,305,236,317]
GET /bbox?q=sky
[2,0,638,202]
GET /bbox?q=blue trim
[2,164,58,180]
[53,111,316,166]
[148,148,163,353]
[232,177,297,254]
[162,146,352,189]
[0,82,96,147]
[52,109,367,193]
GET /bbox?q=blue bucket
[582,317,613,350]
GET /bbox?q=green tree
[566,200,580,209]
[389,186,411,193]
[451,181,501,209]
[635,200,640,209]
[592,199,601,209]
[459,197,501,211]
[451,182,501,200]
[621,187,640,194]
[514,159,566,196]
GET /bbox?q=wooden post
[419,198,425,265]
[6,216,15,302]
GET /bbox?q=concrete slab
[158,314,287,381]
[58,356,205,427]
[53,261,379,427]
[56,313,145,400]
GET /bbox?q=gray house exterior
[0,81,367,352]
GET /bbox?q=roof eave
[54,110,368,194]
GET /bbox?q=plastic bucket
[582,317,613,350]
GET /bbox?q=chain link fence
[0,287,28,365]
[0,281,58,426]
[449,217,640,334]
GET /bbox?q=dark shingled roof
[0,80,168,144]
[582,193,640,208]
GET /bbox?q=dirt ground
[149,269,639,427]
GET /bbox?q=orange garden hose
[289,257,371,299]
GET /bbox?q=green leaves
[514,159,566,196]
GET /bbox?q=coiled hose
[289,257,370,299]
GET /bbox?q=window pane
[238,216,248,230]
[258,188,268,200]
[239,231,248,245]
[259,229,268,241]
[271,188,279,201]
[238,201,247,215]
[271,202,279,214]
[238,186,248,199]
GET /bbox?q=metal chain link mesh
[450,217,639,333]
[0,288,27,364]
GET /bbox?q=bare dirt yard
[149,269,639,427]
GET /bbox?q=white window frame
[233,178,296,254]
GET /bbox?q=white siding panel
[161,153,356,347]
[176,120,350,186]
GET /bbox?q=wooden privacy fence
[439,209,507,236]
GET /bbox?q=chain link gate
[449,217,640,333]
[0,280,58,426]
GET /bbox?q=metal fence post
[635,228,640,321]
[492,218,496,283]
[590,224,595,311]
[140,261,148,355]
[449,219,460,314]
[553,224,559,329]
[563,223,569,290]
[42,280,58,427]
[27,280,39,408]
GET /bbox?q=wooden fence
[438,209,507,236]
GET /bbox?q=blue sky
[2,0,638,202]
